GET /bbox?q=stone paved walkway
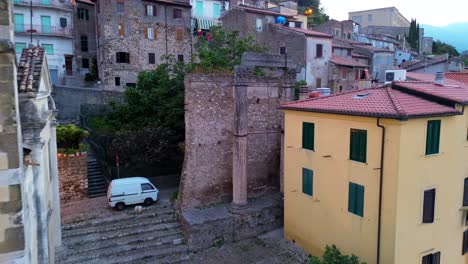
[58,195,308,264]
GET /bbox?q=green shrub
[57,124,89,154]
[310,245,366,264]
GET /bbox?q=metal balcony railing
[15,24,73,37]
[13,0,73,10]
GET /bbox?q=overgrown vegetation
[297,0,329,26]
[84,58,99,83]
[310,245,366,264]
[57,124,89,154]
[192,26,267,73]
[294,80,308,100]
[432,40,460,56]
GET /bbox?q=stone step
[87,184,107,192]
[140,251,193,264]
[87,180,106,186]
[88,192,107,198]
[60,239,188,264]
[62,212,176,238]
[87,171,104,177]
[59,232,184,263]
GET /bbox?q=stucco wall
[58,153,88,203]
[178,71,294,210]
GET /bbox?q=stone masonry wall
[58,153,88,203]
[178,68,295,210]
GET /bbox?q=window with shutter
[302,168,313,196]
[423,188,436,223]
[118,23,125,36]
[176,28,183,41]
[464,178,468,207]
[422,252,440,264]
[316,44,323,58]
[348,182,364,217]
[302,122,315,151]
[147,28,154,39]
[350,129,367,163]
[425,120,441,155]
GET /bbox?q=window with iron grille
[77,8,89,20]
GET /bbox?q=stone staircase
[87,159,107,198]
[56,203,191,263]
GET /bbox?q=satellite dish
[275,16,286,25]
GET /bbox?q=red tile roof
[17,47,45,93]
[445,73,468,84]
[406,72,465,86]
[351,53,369,59]
[280,86,461,119]
[237,5,294,18]
[77,0,94,4]
[330,55,368,68]
[393,81,468,104]
[273,24,332,38]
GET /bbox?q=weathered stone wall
[58,153,88,203]
[97,0,192,91]
[73,0,97,77]
[178,62,295,210]
[313,19,354,40]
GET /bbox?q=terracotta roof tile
[330,55,368,68]
[280,86,461,119]
[393,81,468,104]
[237,5,294,18]
[351,53,369,59]
[17,47,45,93]
[445,72,468,84]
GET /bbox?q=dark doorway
[65,55,73,75]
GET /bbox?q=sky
[320,0,468,26]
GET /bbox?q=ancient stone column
[49,117,62,247]
[231,84,248,213]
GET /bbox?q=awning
[196,18,217,30]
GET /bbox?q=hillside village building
[96,0,192,91]
[281,74,468,264]
[73,0,97,80]
[190,0,228,31]
[349,7,410,29]
[13,0,74,85]
[1,2,61,263]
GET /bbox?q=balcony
[13,0,73,11]
[15,24,73,38]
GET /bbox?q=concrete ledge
[0,250,25,264]
[180,193,283,250]
[0,169,21,186]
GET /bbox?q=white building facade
[191,0,229,30]
[13,0,74,85]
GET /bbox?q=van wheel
[116,202,125,211]
[144,198,153,206]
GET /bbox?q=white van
[107,177,159,211]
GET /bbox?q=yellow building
[281,79,468,264]
[349,7,410,28]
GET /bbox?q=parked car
[107,177,159,211]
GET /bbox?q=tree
[297,0,329,26]
[57,124,89,154]
[432,40,460,56]
[193,26,267,72]
[407,19,419,51]
[310,245,367,264]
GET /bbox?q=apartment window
[422,188,436,223]
[117,0,124,13]
[347,49,352,56]
[316,78,321,89]
[368,14,373,22]
[115,77,121,86]
[41,44,54,55]
[256,18,263,32]
[302,122,314,151]
[425,120,441,155]
[348,182,364,217]
[118,23,125,36]
[350,129,367,163]
[116,52,130,63]
[302,168,313,196]
[213,3,221,18]
[463,230,468,254]
[421,252,440,264]
[77,8,89,20]
[177,55,184,62]
[14,14,24,32]
[342,69,347,79]
[146,27,155,39]
[173,8,182,19]
[148,53,155,64]
[82,58,89,68]
[316,44,323,58]
[280,46,286,55]
[176,28,183,41]
[80,36,88,52]
[464,178,468,207]
[196,1,203,17]
[15,42,26,54]
[145,5,156,16]
[352,15,361,23]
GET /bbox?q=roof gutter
[376,118,385,264]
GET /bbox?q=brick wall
[58,153,88,203]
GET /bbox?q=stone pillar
[49,117,61,247]
[231,84,248,213]
[280,85,295,194]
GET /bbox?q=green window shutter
[348,182,356,213]
[302,122,314,150]
[302,168,313,196]
[426,120,441,155]
[355,184,365,217]
[350,129,366,162]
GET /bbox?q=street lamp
[303,8,313,16]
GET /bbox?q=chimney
[435,72,444,85]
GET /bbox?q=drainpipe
[304,35,307,83]
[165,5,168,57]
[376,118,385,264]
